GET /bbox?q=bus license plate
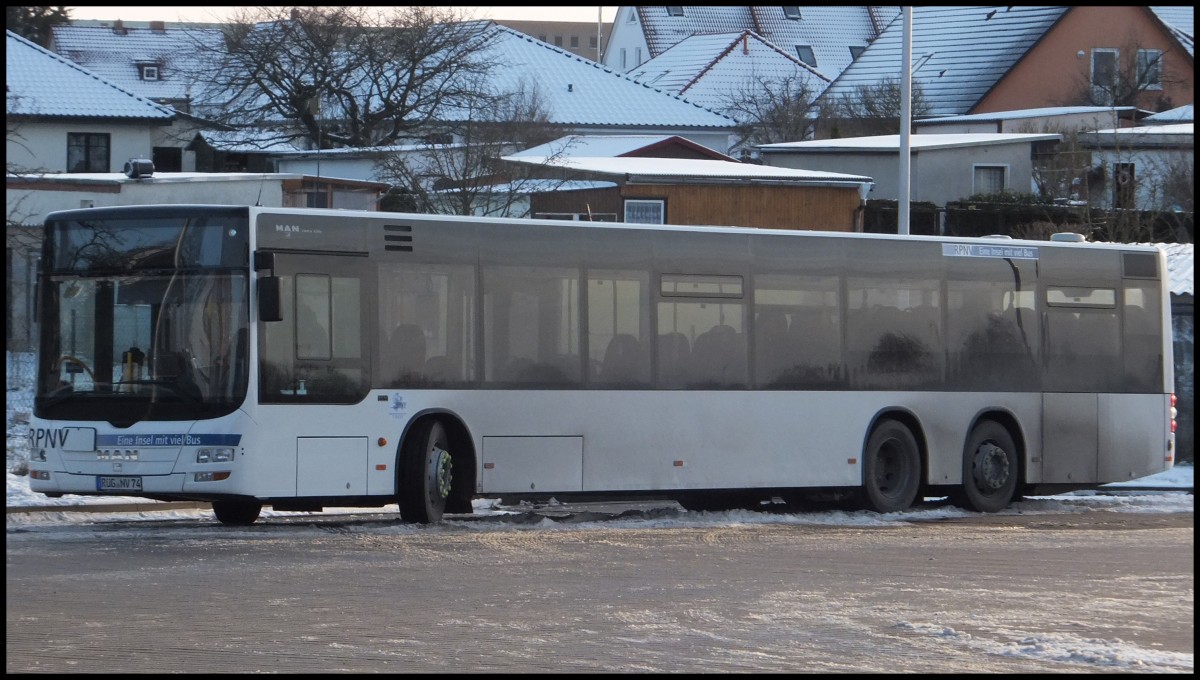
[97,476,142,492]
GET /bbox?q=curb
[7,501,211,515]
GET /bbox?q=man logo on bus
[276,224,301,233]
[390,394,407,414]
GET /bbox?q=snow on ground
[6,463,1192,528]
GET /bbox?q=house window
[973,165,1007,194]
[1091,48,1119,95]
[590,36,598,48]
[1113,162,1135,210]
[666,7,684,17]
[554,36,563,47]
[783,6,801,20]
[795,45,816,68]
[635,47,643,66]
[139,64,159,81]
[538,34,547,42]
[624,199,665,224]
[620,48,628,69]
[1137,49,1162,90]
[67,133,110,173]
[570,35,579,48]
[152,146,182,172]
[849,46,866,60]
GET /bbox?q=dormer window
[666,7,684,17]
[783,6,801,20]
[849,46,866,60]
[139,64,160,81]
[795,45,816,68]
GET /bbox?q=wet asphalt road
[6,503,1194,673]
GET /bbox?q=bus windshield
[35,210,250,424]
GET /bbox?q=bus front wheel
[957,421,1018,513]
[861,419,921,513]
[398,419,452,523]
[212,500,262,525]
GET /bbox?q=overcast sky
[65,6,619,23]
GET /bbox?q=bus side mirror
[258,276,283,322]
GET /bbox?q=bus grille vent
[383,224,413,252]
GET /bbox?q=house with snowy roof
[50,20,741,156]
[757,132,1062,209]
[50,19,226,114]
[819,6,1194,123]
[502,137,873,231]
[627,30,831,157]
[6,29,177,175]
[603,6,897,82]
[1076,122,1194,212]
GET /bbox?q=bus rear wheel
[398,419,452,523]
[957,421,1018,513]
[861,419,921,513]
[212,500,262,525]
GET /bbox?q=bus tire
[398,419,452,523]
[959,420,1018,513]
[212,500,262,525]
[861,419,921,513]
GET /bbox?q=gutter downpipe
[899,6,912,235]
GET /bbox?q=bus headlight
[197,447,236,464]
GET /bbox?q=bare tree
[6,6,70,47]
[375,81,569,217]
[183,6,501,150]
[719,73,823,155]
[820,78,930,137]
[1061,37,1185,111]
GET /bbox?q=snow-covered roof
[1145,105,1194,125]
[633,6,899,81]
[502,155,872,185]
[629,31,830,115]
[917,106,1140,124]
[1077,123,1194,149]
[510,134,733,160]
[194,130,302,153]
[6,30,175,121]
[759,132,1062,153]
[51,22,225,104]
[822,7,1069,118]
[1156,243,1194,298]
[443,179,618,195]
[456,24,737,130]
[1150,6,1194,58]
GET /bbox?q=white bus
[28,205,1177,524]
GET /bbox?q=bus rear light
[194,471,231,482]
[30,470,50,481]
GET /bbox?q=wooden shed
[502,155,872,232]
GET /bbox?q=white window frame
[1137,49,1163,90]
[1090,48,1119,92]
[972,164,1008,195]
[624,199,665,224]
[140,65,159,81]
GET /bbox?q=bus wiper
[119,379,204,403]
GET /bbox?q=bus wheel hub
[973,443,1009,490]
[433,447,452,499]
